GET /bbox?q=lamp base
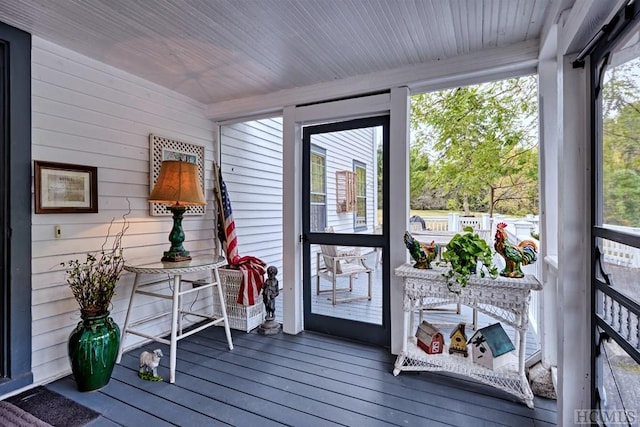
[160,205,191,262]
[161,250,192,263]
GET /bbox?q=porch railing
[411,213,542,335]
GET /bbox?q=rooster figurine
[404,231,439,269]
[494,222,538,278]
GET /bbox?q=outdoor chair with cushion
[316,243,373,305]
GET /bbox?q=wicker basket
[215,268,265,332]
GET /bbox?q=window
[354,161,366,229]
[310,146,326,232]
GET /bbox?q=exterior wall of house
[30,37,216,386]
[218,119,377,276]
[219,119,284,272]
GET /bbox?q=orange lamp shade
[149,161,206,206]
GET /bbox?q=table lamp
[149,160,206,262]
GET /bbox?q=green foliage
[61,209,130,318]
[410,76,538,215]
[440,226,498,291]
[409,145,429,202]
[603,168,640,225]
[138,371,163,381]
[602,58,640,226]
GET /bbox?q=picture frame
[149,134,206,216]
[34,161,98,214]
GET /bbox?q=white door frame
[281,89,410,353]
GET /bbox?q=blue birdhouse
[468,323,515,370]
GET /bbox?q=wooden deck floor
[47,325,556,426]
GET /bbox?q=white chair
[316,244,373,305]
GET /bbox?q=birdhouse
[448,322,468,357]
[415,321,444,354]
[468,323,515,370]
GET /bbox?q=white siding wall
[219,119,284,272]
[218,121,375,273]
[31,38,216,385]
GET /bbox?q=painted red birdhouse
[416,321,444,354]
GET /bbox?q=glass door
[302,116,389,347]
[589,3,640,414]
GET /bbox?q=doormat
[0,401,52,427]
[5,386,99,427]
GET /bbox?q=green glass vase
[68,312,120,391]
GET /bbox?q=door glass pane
[599,237,640,302]
[597,338,639,423]
[598,25,640,416]
[313,245,382,324]
[602,42,640,227]
[309,126,383,235]
[308,123,384,325]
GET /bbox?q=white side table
[116,255,233,383]
[394,263,542,408]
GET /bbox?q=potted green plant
[440,226,498,292]
[61,214,128,391]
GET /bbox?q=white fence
[410,215,640,369]
[410,213,490,232]
[410,213,538,241]
[600,225,640,268]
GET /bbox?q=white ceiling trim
[561,0,626,56]
[294,93,391,124]
[206,39,540,122]
[407,64,537,95]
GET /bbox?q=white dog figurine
[139,349,163,378]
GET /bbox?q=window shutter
[335,170,357,213]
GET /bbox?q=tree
[410,77,538,216]
[601,58,640,226]
[409,144,429,203]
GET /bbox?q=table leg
[213,267,233,350]
[404,307,411,353]
[514,313,522,350]
[393,302,411,376]
[518,329,526,376]
[169,273,181,383]
[408,306,414,345]
[116,272,141,364]
[178,280,184,337]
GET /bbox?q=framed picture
[34,161,98,214]
[149,134,206,216]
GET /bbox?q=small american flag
[214,163,265,306]
[215,163,239,263]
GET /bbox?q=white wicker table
[393,263,542,408]
[116,255,233,383]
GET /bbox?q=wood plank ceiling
[0,0,553,107]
